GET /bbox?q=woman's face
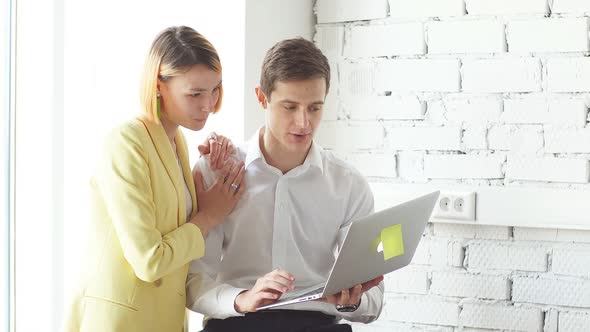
[158,64,222,131]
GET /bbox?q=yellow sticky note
[371,224,404,261]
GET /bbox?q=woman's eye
[190,93,200,97]
[285,106,296,111]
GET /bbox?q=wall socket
[432,191,476,221]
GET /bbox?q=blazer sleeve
[95,123,205,282]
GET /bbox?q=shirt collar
[244,127,324,174]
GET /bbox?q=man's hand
[234,269,295,313]
[318,276,384,307]
[198,132,235,171]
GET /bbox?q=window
[0,0,15,329]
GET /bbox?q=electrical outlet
[432,191,476,221]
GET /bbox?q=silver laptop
[257,191,440,311]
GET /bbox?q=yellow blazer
[64,117,205,332]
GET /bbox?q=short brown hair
[140,26,223,123]
[259,38,330,100]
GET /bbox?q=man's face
[259,78,326,154]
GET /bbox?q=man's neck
[260,128,310,174]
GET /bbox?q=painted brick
[427,20,506,54]
[545,309,558,332]
[513,227,558,241]
[434,224,511,241]
[384,266,430,295]
[412,238,464,267]
[444,97,503,125]
[316,122,384,151]
[547,58,590,92]
[559,311,590,332]
[387,127,462,151]
[433,223,477,238]
[314,26,344,59]
[315,0,388,23]
[396,151,426,182]
[424,154,505,179]
[545,127,590,153]
[430,272,510,300]
[508,18,590,53]
[503,97,589,127]
[551,0,590,14]
[462,59,542,93]
[465,0,548,15]
[488,125,544,155]
[350,322,453,332]
[475,226,512,240]
[467,242,548,272]
[384,295,460,326]
[462,127,488,150]
[376,59,461,93]
[343,95,425,120]
[512,276,590,307]
[339,61,376,95]
[346,152,397,178]
[460,302,544,332]
[388,0,465,18]
[553,246,590,278]
[345,23,425,57]
[506,156,590,183]
[557,229,590,243]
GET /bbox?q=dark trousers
[201,310,352,332]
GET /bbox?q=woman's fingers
[224,162,244,193]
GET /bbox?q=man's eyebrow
[277,99,324,105]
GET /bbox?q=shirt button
[154,279,162,287]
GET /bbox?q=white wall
[244,0,315,139]
[313,0,590,331]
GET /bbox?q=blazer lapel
[138,117,185,226]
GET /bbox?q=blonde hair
[140,26,223,123]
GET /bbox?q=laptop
[257,190,440,311]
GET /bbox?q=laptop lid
[321,190,439,298]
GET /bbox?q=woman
[63,26,245,331]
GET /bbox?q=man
[186,38,384,332]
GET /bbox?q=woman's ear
[255,87,268,109]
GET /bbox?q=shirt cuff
[216,286,248,318]
[336,292,369,319]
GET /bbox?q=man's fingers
[338,288,350,305]
[268,269,296,283]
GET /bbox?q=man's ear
[255,87,268,109]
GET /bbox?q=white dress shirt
[186,127,384,324]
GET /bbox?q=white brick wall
[508,18,590,53]
[559,311,590,332]
[460,302,544,331]
[465,0,548,15]
[313,1,590,331]
[512,276,590,307]
[388,0,465,18]
[345,23,425,57]
[551,0,590,14]
[427,20,506,54]
[467,242,548,272]
[462,58,542,93]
